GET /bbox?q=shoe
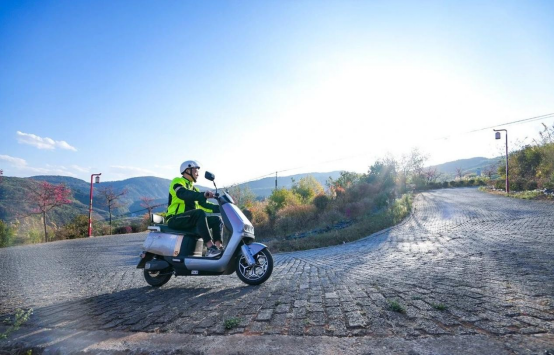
[205,245,223,258]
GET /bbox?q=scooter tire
[143,269,172,287]
[236,248,273,286]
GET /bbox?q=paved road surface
[1,188,553,354]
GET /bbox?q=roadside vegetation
[228,152,427,253]
[481,123,554,200]
[1,123,551,248]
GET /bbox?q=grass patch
[1,308,33,340]
[387,300,406,314]
[479,187,553,201]
[223,317,241,330]
[431,303,448,311]
[266,194,412,253]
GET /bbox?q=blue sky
[1,0,553,186]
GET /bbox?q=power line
[225,112,554,187]
[467,112,554,133]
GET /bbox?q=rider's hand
[204,191,214,199]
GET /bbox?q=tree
[327,171,362,190]
[327,171,362,198]
[455,167,464,180]
[366,159,397,189]
[140,196,161,221]
[292,176,324,203]
[97,186,127,234]
[398,149,428,191]
[24,181,71,243]
[483,163,497,179]
[266,188,301,218]
[423,167,442,184]
[226,185,256,208]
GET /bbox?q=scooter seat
[148,223,199,237]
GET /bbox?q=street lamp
[88,173,101,237]
[493,129,509,194]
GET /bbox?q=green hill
[227,171,342,198]
[430,156,503,179]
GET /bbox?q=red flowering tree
[25,181,72,243]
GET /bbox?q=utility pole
[275,171,278,190]
[88,173,102,237]
[494,129,509,194]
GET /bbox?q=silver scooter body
[184,198,263,272]
[138,171,274,287]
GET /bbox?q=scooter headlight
[243,224,254,234]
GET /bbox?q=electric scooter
[136,171,273,287]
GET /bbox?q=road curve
[1,188,553,354]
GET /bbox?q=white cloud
[70,165,91,173]
[0,154,28,168]
[0,155,81,177]
[16,131,77,151]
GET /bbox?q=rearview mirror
[205,171,215,181]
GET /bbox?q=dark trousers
[167,209,222,243]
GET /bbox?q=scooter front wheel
[143,269,172,287]
[236,248,273,285]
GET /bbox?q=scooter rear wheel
[143,269,172,287]
[236,248,273,285]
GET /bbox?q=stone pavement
[1,188,553,354]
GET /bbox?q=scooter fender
[245,242,268,256]
[136,252,154,269]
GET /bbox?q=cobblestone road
[1,188,553,345]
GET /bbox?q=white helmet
[180,160,201,175]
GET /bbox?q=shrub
[442,181,449,188]
[27,229,43,244]
[55,215,89,240]
[130,222,147,233]
[526,180,538,190]
[249,201,269,225]
[114,226,133,234]
[275,204,317,235]
[266,188,301,218]
[494,179,505,190]
[344,201,365,219]
[0,220,15,248]
[241,208,253,221]
[312,194,330,212]
[511,178,526,192]
[375,190,394,208]
[318,209,344,225]
[346,182,379,202]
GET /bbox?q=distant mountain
[227,171,343,199]
[1,159,502,235]
[430,156,503,179]
[0,171,343,224]
[0,176,95,231]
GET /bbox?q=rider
[166,160,223,258]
